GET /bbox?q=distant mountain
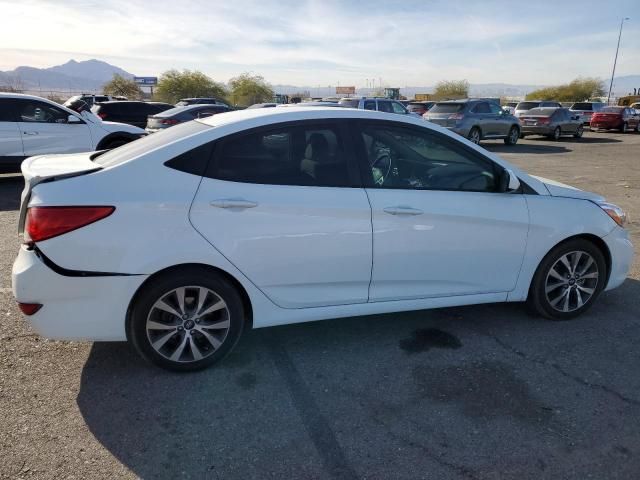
[0,59,134,93]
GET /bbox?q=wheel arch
[125,263,254,337]
[527,233,612,296]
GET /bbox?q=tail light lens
[18,303,42,315]
[160,118,179,125]
[537,117,551,124]
[25,206,115,243]
[97,112,107,119]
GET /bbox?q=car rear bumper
[602,226,634,291]
[590,121,622,130]
[520,126,553,136]
[11,246,147,341]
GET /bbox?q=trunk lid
[18,152,103,233]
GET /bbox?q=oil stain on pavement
[399,328,462,354]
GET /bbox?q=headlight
[598,202,627,227]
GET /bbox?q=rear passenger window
[364,100,376,111]
[473,102,491,114]
[377,101,393,113]
[0,99,18,121]
[211,124,353,187]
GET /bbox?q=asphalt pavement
[1,131,639,479]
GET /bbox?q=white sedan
[12,107,633,371]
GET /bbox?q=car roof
[0,92,61,101]
[196,106,426,130]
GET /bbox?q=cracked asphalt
[1,131,639,479]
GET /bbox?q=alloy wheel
[545,251,599,313]
[145,286,231,363]
[468,128,480,144]
[553,127,561,140]
[509,127,519,144]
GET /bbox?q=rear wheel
[551,126,561,140]
[622,122,629,133]
[104,138,129,149]
[527,239,607,320]
[127,267,246,371]
[573,125,584,138]
[467,127,481,144]
[504,126,519,145]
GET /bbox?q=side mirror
[67,115,83,124]
[506,169,520,192]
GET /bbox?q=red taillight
[18,303,42,315]
[537,117,551,124]
[97,112,107,119]
[160,118,179,125]
[25,206,115,243]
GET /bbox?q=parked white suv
[0,93,146,173]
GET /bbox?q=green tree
[154,70,228,104]
[525,78,604,102]
[228,72,274,107]
[103,74,143,99]
[433,80,469,100]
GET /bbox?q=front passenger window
[18,100,69,123]
[358,124,499,192]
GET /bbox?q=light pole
[607,17,630,104]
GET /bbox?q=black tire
[551,126,561,141]
[573,125,584,138]
[504,125,520,145]
[527,238,607,320]
[467,127,481,144]
[127,267,246,372]
[621,122,629,133]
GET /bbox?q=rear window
[571,103,593,111]
[600,107,624,113]
[515,102,540,111]
[429,103,464,113]
[93,121,210,168]
[338,99,360,108]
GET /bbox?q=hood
[531,175,605,202]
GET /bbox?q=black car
[91,101,174,128]
[176,98,229,107]
[145,104,231,132]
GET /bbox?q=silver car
[519,107,584,140]
[514,100,562,118]
[338,97,421,117]
[569,102,606,125]
[423,99,521,145]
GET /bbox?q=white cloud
[0,0,638,86]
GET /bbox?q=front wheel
[573,125,584,138]
[504,126,519,145]
[127,267,246,371]
[527,239,607,320]
[467,127,481,144]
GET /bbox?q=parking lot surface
[1,131,639,479]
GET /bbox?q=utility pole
[607,17,630,104]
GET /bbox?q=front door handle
[210,199,258,209]
[383,206,423,216]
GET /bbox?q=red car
[590,106,640,133]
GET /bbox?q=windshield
[93,121,210,168]
[515,102,540,111]
[429,103,464,113]
[571,103,593,110]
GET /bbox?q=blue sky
[0,0,638,86]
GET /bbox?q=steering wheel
[371,151,392,186]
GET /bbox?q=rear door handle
[383,206,423,216]
[210,199,258,209]
[23,131,39,135]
